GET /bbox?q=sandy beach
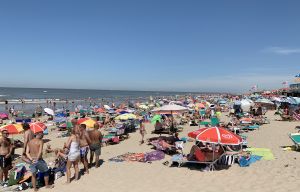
[7,111,297,192]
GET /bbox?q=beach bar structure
[288,83,300,97]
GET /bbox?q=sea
[0,87,203,114]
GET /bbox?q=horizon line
[0,86,233,95]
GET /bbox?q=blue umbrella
[54,117,67,123]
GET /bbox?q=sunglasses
[2,132,9,135]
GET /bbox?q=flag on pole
[251,85,257,91]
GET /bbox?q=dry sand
[11,111,300,192]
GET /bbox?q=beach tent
[241,99,253,112]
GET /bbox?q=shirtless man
[22,123,34,163]
[26,132,53,191]
[0,130,13,182]
[79,124,91,174]
[89,123,103,168]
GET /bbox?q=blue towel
[239,155,262,167]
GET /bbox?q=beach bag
[8,165,26,186]
[37,169,55,187]
[112,137,120,143]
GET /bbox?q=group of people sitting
[186,141,240,162]
[0,119,104,191]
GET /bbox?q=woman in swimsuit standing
[65,128,80,184]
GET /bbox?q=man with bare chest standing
[0,129,13,183]
[26,132,53,191]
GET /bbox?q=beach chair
[292,112,300,121]
[210,117,220,126]
[170,153,225,171]
[289,133,300,150]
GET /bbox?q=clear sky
[0,0,299,93]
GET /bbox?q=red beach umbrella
[30,123,47,134]
[188,127,242,145]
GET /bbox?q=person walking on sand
[0,129,13,184]
[26,132,54,191]
[139,120,146,144]
[89,123,103,168]
[79,124,91,174]
[65,128,80,184]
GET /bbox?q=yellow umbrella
[115,114,137,120]
[77,118,97,128]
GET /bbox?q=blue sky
[0,0,299,93]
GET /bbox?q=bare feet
[45,185,54,189]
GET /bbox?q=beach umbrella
[104,105,111,110]
[187,103,195,108]
[77,118,97,128]
[195,103,206,109]
[54,117,67,123]
[280,97,297,105]
[255,98,274,105]
[0,124,24,134]
[188,127,242,145]
[139,104,149,110]
[30,123,47,134]
[44,108,54,116]
[0,112,9,119]
[108,109,115,114]
[115,114,137,121]
[95,108,105,113]
[151,115,162,124]
[55,108,64,113]
[292,97,300,105]
[151,104,188,115]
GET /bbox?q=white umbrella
[152,104,188,132]
[152,104,188,114]
[104,105,111,110]
[44,108,54,116]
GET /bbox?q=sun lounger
[170,154,224,171]
[292,112,300,121]
[289,133,300,150]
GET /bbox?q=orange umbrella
[0,124,24,134]
[30,123,47,134]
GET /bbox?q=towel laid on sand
[246,148,275,160]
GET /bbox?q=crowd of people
[0,119,104,191]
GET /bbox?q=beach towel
[292,112,300,121]
[246,148,275,160]
[144,151,165,162]
[239,155,262,167]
